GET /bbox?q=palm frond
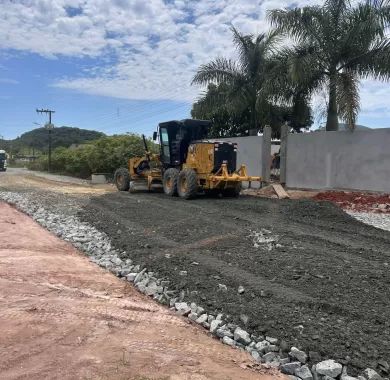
[194,86,228,112]
[324,0,350,30]
[343,38,390,80]
[259,29,281,56]
[336,72,360,130]
[268,6,325,46]
[192,58,242,86]
[338,0,390,62]
[231,26,254,69]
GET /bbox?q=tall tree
[192,27,281,134]
[269,0,390,131]
[191,83,312,138]
[191,83,251,137]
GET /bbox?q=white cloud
[0,0,389,121]
[0,78,19,84]
[359,80,390,115]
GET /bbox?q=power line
[88,83,197,124]
[97,102,191,133]
[96,101,192,130]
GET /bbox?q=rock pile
[0,191,388,380]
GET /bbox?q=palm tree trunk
[249,101,258,136]
[326,73,339,131]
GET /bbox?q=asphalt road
[80,191,390,374]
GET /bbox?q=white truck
[0,150,7,171]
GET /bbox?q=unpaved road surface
[80,191,390,373]
[0,201,277,380]
[1,168,390,375]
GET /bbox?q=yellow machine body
[127,142,261,192]
[183,142,260,190]
[128,154,162,191]
[114,119,261,197]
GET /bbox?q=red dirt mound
[314,191,390,213]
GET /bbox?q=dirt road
[1,168,389,375]
[80,191,390,374]
[0,201,277,380]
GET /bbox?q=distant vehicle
[0,150,8,171]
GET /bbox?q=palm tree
[192,27,281,134]
[269,0,390,131]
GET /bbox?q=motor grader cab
[114,119,261,199]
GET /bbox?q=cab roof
[158,119,211,130]
[158,119,210,141]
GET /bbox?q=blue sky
[0,0,389,140]
[0,51,191,139]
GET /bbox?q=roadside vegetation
[28,134,158,178]
[192,0,390,135]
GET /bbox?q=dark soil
[79,192,390,375]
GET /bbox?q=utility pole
[36,109,55,172]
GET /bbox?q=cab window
[160,128,170,159]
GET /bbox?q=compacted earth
[79,191,390,374]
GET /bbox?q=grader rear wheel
[163,168,179,196]
[177,168,198,199]
[114,167,130,191]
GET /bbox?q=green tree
[192,27,313,136]
[269,0,390,131]
[192,27,281,134]
[28,134,158,178]
[191,83,252,137]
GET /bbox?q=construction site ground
[1,168,389,376]
[0,175,277,380]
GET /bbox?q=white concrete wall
[211,136,263,188]
[286,129,390,192]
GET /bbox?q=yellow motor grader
[114,119,261,199]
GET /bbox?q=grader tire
[222,183,242,198]
[163,168,179,196]
[114,167,130,191]
[177,168,198,199]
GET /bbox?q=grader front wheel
[177,169,198,199]
[114,168,130,191]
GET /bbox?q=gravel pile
[347,211,390,232]
[1,190,388,380]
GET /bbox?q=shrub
[27,134,157,178]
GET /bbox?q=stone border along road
[0,191,388,380]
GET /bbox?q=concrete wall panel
[286,129,390,192]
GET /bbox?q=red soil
[314,191,390,213]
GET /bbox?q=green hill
[0,126,105,155]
